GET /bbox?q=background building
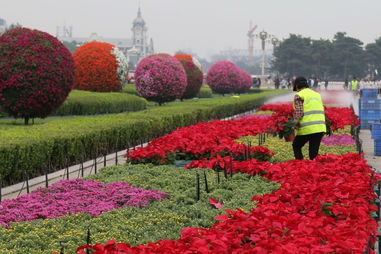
[57,7,154,69]
[0,18,7,35]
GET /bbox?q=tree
[365,37,381,79]
[330,32,366,79]
[310,39,333,79]
[63,40,78,53]
[272,34,313,77]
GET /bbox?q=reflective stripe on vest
[295,88,326,135]
[299,121,326,127]
[303,110,325,116]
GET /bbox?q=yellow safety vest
[295,88,326,135]
[351,80,358,90]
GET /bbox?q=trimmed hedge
[0,164,278,254]
[1,90,147,117]
[0,90,289,185]
[53,90,147,116]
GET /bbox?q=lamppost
[259,30,269,76]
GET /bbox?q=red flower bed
[258,103,359,131]
[78,153,378,253]
[126,118,276,164]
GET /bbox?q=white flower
[111,47,129,84]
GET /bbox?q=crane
[247,21,258,66]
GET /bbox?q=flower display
[322,134,355,146]
[206,61,242,94]
[0,27,74,124]
[73,41,128,92]
[234,69,252,93]
[79,153,378,253]
[126,118,276,164]
[135,54,187,104]
[258,103,360,132]
[174,54,203,99]
[0,179,168,227]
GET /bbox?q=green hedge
[54,90,147,116]
[0,90,147,117]
[122,84,138,95]
[0,164,279,254]
[0,90,289,185]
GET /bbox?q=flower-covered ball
[174,54,203,99]
[73,41,128,92]
[135,54,187,104]
[234,69,252,93]
[206,61,241,94]
[0,27,74,124]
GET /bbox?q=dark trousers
[292,132,324,160]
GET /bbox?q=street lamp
[259,30,269,76]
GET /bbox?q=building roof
[133,7,145,26]
[0,18,6,26]
[59,35,133,48]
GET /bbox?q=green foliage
[197,85,213,98]
[0,90,288,185]
[272,32,370,79]
[0,164,279,254]
[122,84,138,95]
[54,90,147,116]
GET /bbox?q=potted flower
[277,118,297,142]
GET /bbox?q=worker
[292,76,326,160]
[351,77,359,94]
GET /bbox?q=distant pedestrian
[344,78,349,89]
[274,77,280,89]
[351,77,359,94]
[324,79,328,90]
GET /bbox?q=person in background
[324,79,329,90]
[351,77,359,94]
[281,78,287,89]
[344,78,349,89]
[274,77,280,89]
[292,76,326,160]
[257,77,261,88]
[287,78,292,89]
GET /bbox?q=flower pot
[284,132,295,142]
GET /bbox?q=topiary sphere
[174,54,203,99]
[73,41,128,92]
[206,61,241,94]
[0,27,74,124]
[234,69,252,93]
[135,54,187,104]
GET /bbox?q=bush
[206,61,241,95]
[0,90,288,185]
[174,54,203,99]
[54,90,147,116]
[0,27,74,125]
[73,42,128,92]
[234,69,252,94]
[135,54,187,105]
[0,164,279,253]
[197,86,213,98]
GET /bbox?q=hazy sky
[2,0,381,58]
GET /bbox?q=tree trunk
[24,117,29,125]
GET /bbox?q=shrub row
[0,90,147,117]
[0,90,288,185]
[53,90,147,116]
[0,164,279,253]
